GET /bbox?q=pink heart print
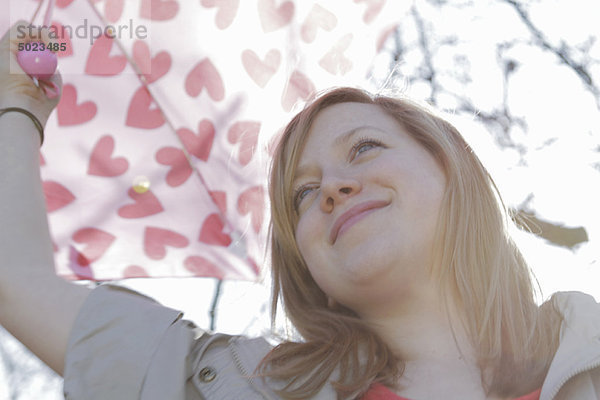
[184,255,224,279]
[104,0,125,22]
[281,70,315,112]
[51,21,74,57]
[85,34,127,76]
[155,147,193,187]
[118,188,165,218]
[319,34,353,75]
[132,40,172,83]
[57,84,97,126]
[258,0,295,33]
[123,265,150,278]
[67,246,95,280]
[88,135,130,177]
[200,0,240,29]
[43,181,76,212]
[56,0,75,7]
[126,87,166,129]
[144,226,190,260]
[241,49,281,88]
[140,0,180,20]
[176,120,215,161]
[199,213,232,246]
[72,227,116,266]
[377,24,399,52]
[301,4,337,43]
[354,0,385,24]
[227,121,261,166]
[185,58,225,101]
[237,186,265,234]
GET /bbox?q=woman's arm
[0,21,91,376]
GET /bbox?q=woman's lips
[330,200,389,244]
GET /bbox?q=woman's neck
[359,288,497,399]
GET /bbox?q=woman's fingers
[0,20,63,127]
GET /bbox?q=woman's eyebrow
[293,126,386,185]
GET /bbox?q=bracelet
[0,107,45,147]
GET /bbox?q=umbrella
[3,0,407,282]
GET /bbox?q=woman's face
[293,102,447,314]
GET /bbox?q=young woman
[1,21,599,400]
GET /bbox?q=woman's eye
[351,138,383,159]
[294,185,317,209]
[356,142,375,155]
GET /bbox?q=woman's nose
[319,176,362,212]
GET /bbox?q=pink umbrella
[4,0,406,282]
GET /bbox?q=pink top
[362,383,542,400]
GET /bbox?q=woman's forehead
[302,103,397,148]
[290,102,403,182]
[308,102,387,132]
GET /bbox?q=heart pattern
[258,0,295,33]
[184,255,224,279]
[132,40,172,83]
[67,246,96,280]
[56,0,75,8]
[140,0,179,20]
[242,49,281,88]
[281,70,316,112]
[199,213,232,246]
[319,34,353,76]
[227,121,261,166]
[123,265,150,278]
[57,84,97,126]
[118,188,165,218]
[144,226,189,259]
[43,181,76,212]
[209,191,227,214]
[51,21,74,58]
[126,86,166,129]
[72,227,116,266]
[354,0,385,24]
[156,146,193,186]
[301,4,337,43]
[237,186,265,234]
[8,0,393,281]
[185,58,225,101]
[88,135,129,177]
[85,34,128,76]
[105,0,126,22]
[176,120,215,161]
[200,0,240,29]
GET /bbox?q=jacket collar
[540,291,600,400]
[236,291,600,400]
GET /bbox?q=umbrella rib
[85,0,238,237]
[29,0,46,25]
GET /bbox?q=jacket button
[199,366,217,382]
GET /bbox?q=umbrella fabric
[4,0,406,282]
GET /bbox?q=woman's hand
[0,20,62,128]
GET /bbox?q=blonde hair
[256,87,562,399]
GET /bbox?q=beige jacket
[63,285,600,400]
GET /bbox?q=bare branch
[501,0,600,107]
[411,4,440,105]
